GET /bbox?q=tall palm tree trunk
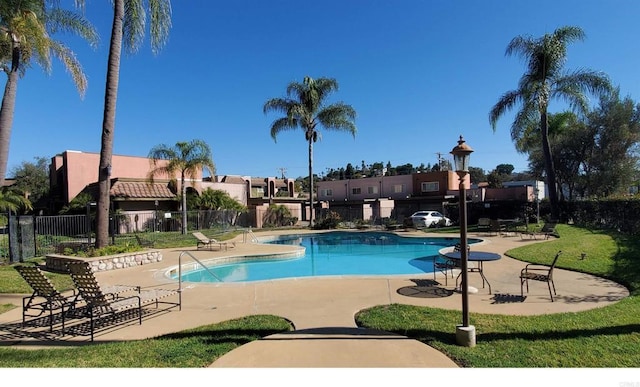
[96,0,124,248]
[540,111,560,220]
[0,45,21,187]
[308,138,314,227]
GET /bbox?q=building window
[251,187,265,197]
[323,189,333,196]
[352,187,361,195]
[367,186,378,194]
[421,182,439,192]
[393,184,405,193]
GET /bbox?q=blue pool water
[178,231,477,283]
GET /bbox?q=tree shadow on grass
[611,233,640,295]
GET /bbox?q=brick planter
[46,250,163,273]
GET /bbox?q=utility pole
[436,152,444,170]
[277,167,287,179]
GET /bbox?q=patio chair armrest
[103,292,119,301]
[521,265,551,274]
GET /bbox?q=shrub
[314,211,342,229]
[65,243,143,257]
[263,205,296,227]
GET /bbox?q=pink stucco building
[50,150,183,207]
[47,150,543,227]
[317,171,470,202]
[48,150,302,227]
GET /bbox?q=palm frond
[148,0,172,55]
[511,100,539,142]
[552,25,586,45]
[316,103,357,135]
[505,35,536,61]
[556,69,613,97]
[46,8,99,48]
[269,117,299,141]
[49,40,88,97]
[489,89,522,129]
[0,186,32,213]
[23,8,52,73]
[310,77,339,101]
[123,0,145,54]
[263,98,293,115]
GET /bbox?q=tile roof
[221,176,246,184]
[110,181,175,199]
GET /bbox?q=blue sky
[8,0,640,179]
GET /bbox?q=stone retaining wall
[46,250,163,273]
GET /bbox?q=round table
[441,251,501,294]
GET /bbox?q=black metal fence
[2,199,638,264]
[0,210,249,263]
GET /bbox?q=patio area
[0,229,629,367]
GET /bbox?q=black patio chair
[519,250,562,302]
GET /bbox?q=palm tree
[82,0,172,247]
[0,186,32,214]
[0,0,98,186]
[263,76,357,226]
[198,188,246,212]
[148,140,215,235]
[489,26,611,220]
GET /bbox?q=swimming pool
[176,231,479,283]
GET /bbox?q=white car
[409,211,452,228]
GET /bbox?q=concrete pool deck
[0,229,630,367]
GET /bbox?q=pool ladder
[243,227,259,243]
[176,251,224,295]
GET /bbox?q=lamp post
[535,185,540,224]
[86,202,97,245]
[154,200,159,232]
[450,135,475,347]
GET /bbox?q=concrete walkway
[0,230,629,367]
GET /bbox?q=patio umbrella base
[455,286,478,294]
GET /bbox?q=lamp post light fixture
[450,135,475,347]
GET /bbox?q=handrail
[242,227,259,243]
[177,251,224,303]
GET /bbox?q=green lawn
[355,224,640,367]
[0,315,292,367]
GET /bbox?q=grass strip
[0,315,292,367]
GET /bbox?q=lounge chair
[476,218,491,234]
[520,221,558,240]
[489,219,505,236]
[519,250,562,302]
[193,232,235,250]
[66,261,180,341]
[135,234,155,248]
[14,265,78,332]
